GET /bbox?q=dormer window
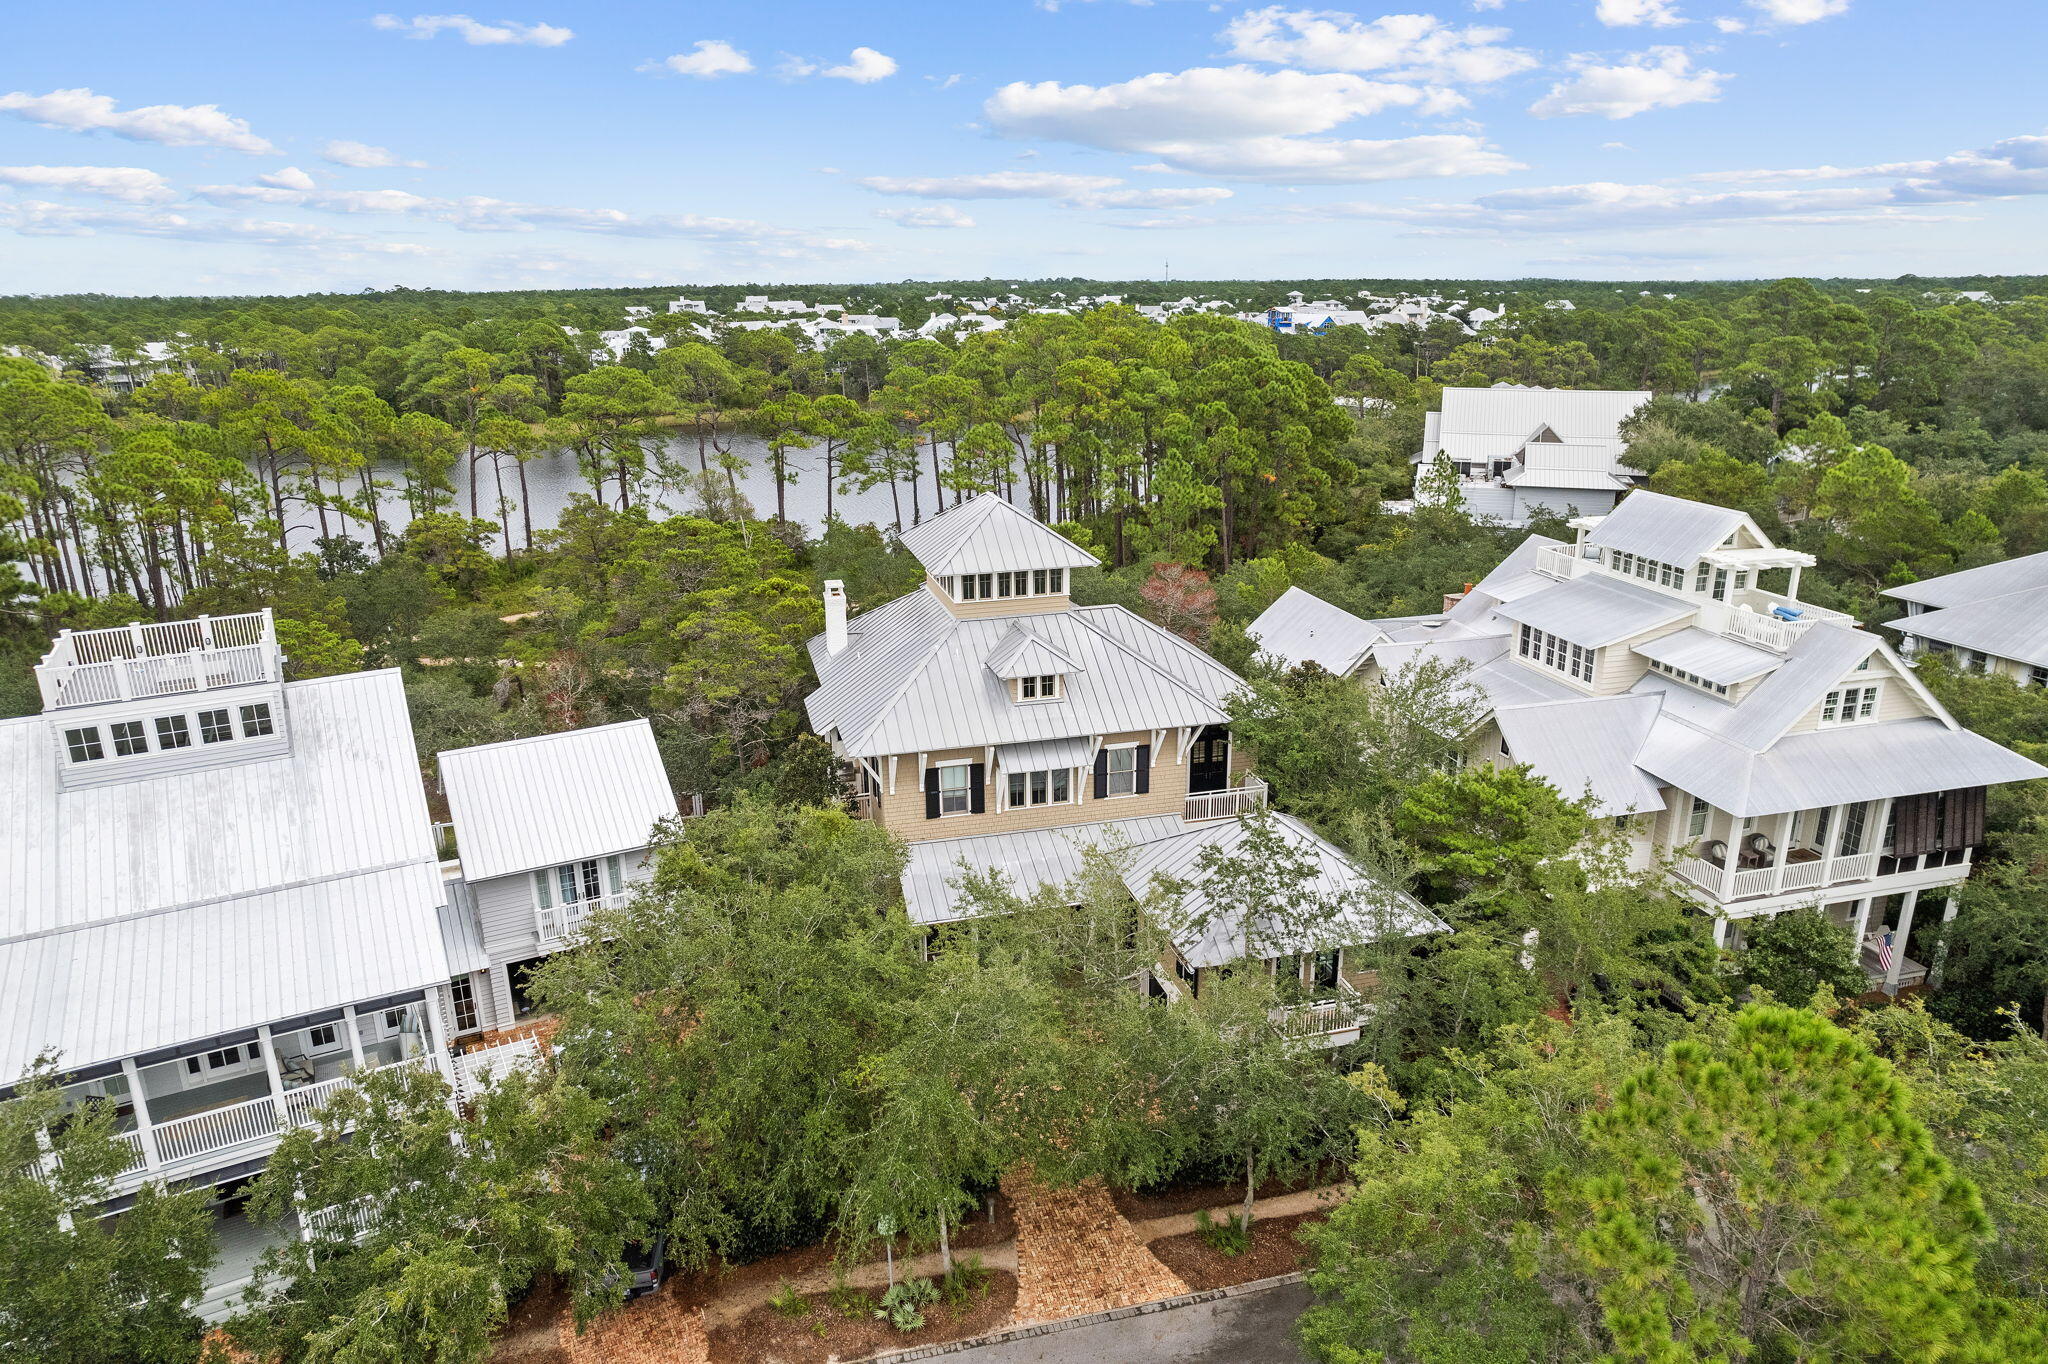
[65,727,104,763]
[1821,684,1880,726]
[1018,674,1061,701]
[155,715,192,750]
[112,720,150,756]
[954,567,1065,602]
[1517,623,1594,684]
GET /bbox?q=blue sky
[2,0,2043,293]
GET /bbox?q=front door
[1189,725,1230,794]
[1312,949,1340,992]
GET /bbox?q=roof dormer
[986,625,1082,703]
[899,493,1100,619]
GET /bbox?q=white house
[1,610,469,1316]
[667,297,712,315]
[1412,383,1652,527]
[1250,491,2046,991]
[1884,552,2048,685]
[435,720,681,1031]
[803,495,1439,1038]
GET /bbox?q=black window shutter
[1134,744,1151,795]
[969,763,986,814]
[924,768,940,820]
[1093,748,1109,799]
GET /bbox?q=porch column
[1769,809,1794,894]
[1930,896,1961,989]
[341,1005,367,1070]
[256,1024,289,1126]
[1849,896,1875,967]
[1786,564,1802,601]
[1716,807,1740,902]
[1818,802,1845,885]
[1885,889,1921,994]
[424,987,458,1087]
[1711,915,1729,949]
[119,1057,162,1172]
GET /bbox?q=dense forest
[10,274,2048,1363]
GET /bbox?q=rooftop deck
[35,610,279,710]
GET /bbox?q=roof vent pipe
[824,580,849,656]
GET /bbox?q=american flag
[1877,931,1895,972]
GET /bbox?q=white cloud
[982,65,1501,181]
[1745,0,1848,23]
[859,171,1124,198]
[256,166,318,190]
[857,170,1235,209]
[1529,47,1726,119]
[783,47,900,83]
[878,204,976,228]
[823,47,899,83]
[0,164,175,203]
[370,14,573,46]
[1713,15,1747,31]
[649,40,754,78]
[321,139,427,169]
[1595,0,1686,26]
[1220,7,1536,83]
[0,199,419,249]
[1602,140,1633,150]
[0,87,276,155]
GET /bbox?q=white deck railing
[1534,544,1588,581]
[1674,848,1934,903]
[37,611,278,709]
[535,890,632,946]
[1271,986,1367,1042]
[452,1035,543,1100]
[150,1094,280,1164]
[1186,777,1269,823]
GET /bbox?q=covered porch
[1668,793,1974,906]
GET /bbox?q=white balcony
[1673,845,1970,909]
[1534,543,1590,581]
[1186,776,1269,823]
[535,889,633,947]
[1270,982,1368,1048]
[36,611,279,710]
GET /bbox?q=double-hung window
[1006,767,1071,809]
[938,762,974,815]
[198,708,235,743]
[154,714,191,750]
[111,720,150,756]
[1687,794,1709,840]
[1820,684,1879,726]
[1104,746,1139,797]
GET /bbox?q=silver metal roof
[899,812,1441,969]
[984,625,1085,680]
[1636,622,1878,751]
[0,862,451,1079]
[1887,596,2048,670]
[0,668,449,1075]
[1584,491,1750,564]
[896,493,1100,578]
[1884,551,2048,609]
[807,592,1235,759]
[1631,628,1783,686]
[439,878,489,976]
[1636,717,2048,818]
[1424,385,1648,465]
[438,719,678,882]
[1117,812,1443,969]
[1246,587,1381,674]
[1495,695,1669,817]
[1493,573,1692,649]
[997,735,1097,771]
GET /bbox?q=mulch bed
[496,1280,573,1364]
[707,1271,1017,1364]
[1110,1166,1338,1223]
[1146,1210,1323,1293]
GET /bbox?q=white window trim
[1003,765,1075,811]
[1016,674,1063,703]
[1819,682,1882,727]
[1103,741,1141,798]
[936,758,976,816]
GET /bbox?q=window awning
[997,735,1097,771]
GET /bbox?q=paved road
[944,1280,1315,1364]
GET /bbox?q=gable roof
[439,719,678,882]
[1246,587,1382,674]
[1584,491,1754,564]
[1884,551,2048,609]
[897,493,1101,578]
[984,625,1085,680]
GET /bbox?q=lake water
[286,433,963,554]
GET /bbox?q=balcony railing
[451,1035,543,1100]
[1534,544,1589,582]
[1186,776,1269,823]
[535,890,632,947]
[1673,847,1962,903]
[37,611,278,709]
[1270,984,1367,1044]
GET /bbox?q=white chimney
[824,580,848,656]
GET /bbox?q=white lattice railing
[1186,777,1269,824]
[452,1036,543,1100]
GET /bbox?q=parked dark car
[621,1233,668,1298]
